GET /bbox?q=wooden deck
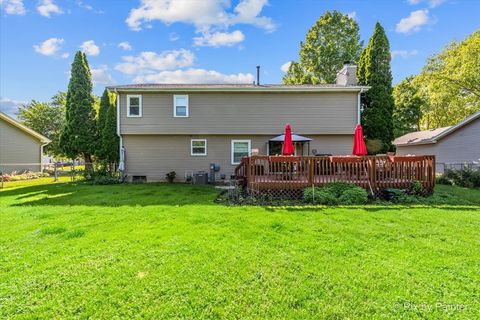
[235,155,435,195]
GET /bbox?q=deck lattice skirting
[235,155,436,197]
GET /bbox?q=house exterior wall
[119,92,358,135]
[396,118,480,172]
[122,134,353,181]
[0,118,42,172]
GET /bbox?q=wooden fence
[235,155,435,196]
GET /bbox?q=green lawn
[1,180,479,319]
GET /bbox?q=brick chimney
[336,61,357,86]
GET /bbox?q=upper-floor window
[191,139,207,156]
[231,140,251,165]
[174,95,189,117]
[127,94,142,117]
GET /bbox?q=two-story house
[108,63,368,182]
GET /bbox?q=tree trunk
[84,153,93,172]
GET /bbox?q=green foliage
[303,187,338,205]
[17,96,65,156]
[59,51,97,162]
[96,89,119,165]
[417,30,480,129]
[339,188,368,204]
[393,76,425,137]
[408,181,426,196]
[365,139,383,155]
[439,168,480,188]
[282,10,363,84]
[357,22,394,152]
[303,182,368,205]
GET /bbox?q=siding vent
[132,175,147,183]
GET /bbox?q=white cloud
[132,68,254,84]
[193,30,245,47]
[396,10,430,33]
[407,0,446,8]
[80,40,100,56]
[37,0,63,17]
[115,49,195,75]
[61,52,69,59]
[0,0,25,15]
[280,61,292,73]
[0,97,26,117]
[346,11,356,20]
[91,65,115,85]
[391,49,419,59]
[118,41,132,51]
[126,0,275,33]
[33,37,64,56]
[169,32,180,41]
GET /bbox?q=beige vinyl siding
[122,134,353,181]
[119,92,357,135]
[396,118,480,172]
[0,118,42,172]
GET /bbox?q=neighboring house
[108,63,368,182]
[394,111,480,172]
[0,112,51,173]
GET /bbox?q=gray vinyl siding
[122,134,353,181]
[396,118,480,172]
[119,92,357,135]
[0,119,42,172]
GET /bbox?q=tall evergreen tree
[283,10,363,84]
[101,93,119,166]
[59,51,97,167]
[95,89,111,159]
[357,22,394,152]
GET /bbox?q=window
[191,139,207,156]
[174,95,189,117]
[231,140,251,165]
[127,95,142,117]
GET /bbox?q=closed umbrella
[352,124,367,156]
[282,124,295,156]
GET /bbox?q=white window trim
[191,139,207,156]
[127,94,142,118]
[231,139,251,165]
[173,94,189,118]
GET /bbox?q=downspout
[114,89,123,168]
[357,88,365,124]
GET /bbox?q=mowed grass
[1,180,479,319]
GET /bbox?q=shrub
[408,180,425,196]
[323,182,357,197]
[437,167,480,188]
[303,182,367,205]
[303,187,338,205]
[83,167,119,185]
[365,139,383,155]
[339,188,368,204]
[436,175,452,185]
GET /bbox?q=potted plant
[165,171,176,183]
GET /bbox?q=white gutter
[107,86,370,93]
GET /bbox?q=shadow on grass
[2,182,220,207]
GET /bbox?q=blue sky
[1,0,479,116]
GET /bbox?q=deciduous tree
[283,10,363,84]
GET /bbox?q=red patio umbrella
[282,124,295,156]
[352,124,367,156]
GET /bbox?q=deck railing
[234,155,435,195]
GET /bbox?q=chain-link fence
[0,162,88,188]
[437,162,480,173]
